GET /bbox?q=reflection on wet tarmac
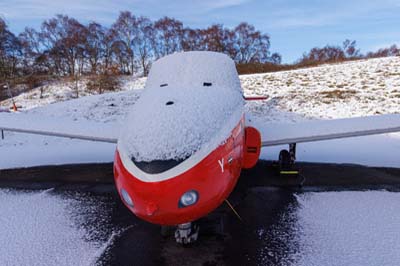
[224,187,301,266]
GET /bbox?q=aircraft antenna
[225,199,243,223]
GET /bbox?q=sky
[0,0,399,63]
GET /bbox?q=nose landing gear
[174,222,199,245]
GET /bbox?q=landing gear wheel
[279,149,291,169]
[174,222,199,245]
[277,146,303,185]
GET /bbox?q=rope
[225,199,243,223]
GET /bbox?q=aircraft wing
[252,114,400,147]
[0,112,119,143]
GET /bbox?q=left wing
[250,114,400,147]
[0,112,119,143]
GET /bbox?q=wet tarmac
[96,186,300,266]
[1,161,400,266]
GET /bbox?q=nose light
[179,190,199,208]
[121,188,134,208]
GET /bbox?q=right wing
[0,112,119,143]
[250,114,400,147]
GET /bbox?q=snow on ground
[0,189,118,266]
[242,56,400,119]
[289,191,400,266]
[1,56,400,169]
[0,76,146,111]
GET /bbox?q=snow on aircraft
[1,51,400,244]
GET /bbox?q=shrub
[86,74,121,94]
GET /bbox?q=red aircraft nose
[113,118,245,225]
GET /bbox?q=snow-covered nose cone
[120,51,244,162]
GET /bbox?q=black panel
[132,157,188,174]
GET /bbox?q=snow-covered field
[243,56,400,119]
[1,56,400,169]
[258,190,400,266]
[0,189,122,266]
[0,76,146,111]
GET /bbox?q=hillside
[1,56,399,121]
[243,56,400,121]
[0,77,146,110]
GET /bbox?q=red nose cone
[113,116,246,225]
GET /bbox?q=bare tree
[181,28,202,51]
[37,15,87,76]
[269,52,282,64]
[343,39,360,58]
[0,18,22,82]
[299,45,345,65]
[134,17,155,75]
[2,12,290,84]
[153,17,183,58]
[233,22,270,63]
[199,24,235,55]
[112,11,138,74]
[85,22,107,74]
[19,27,45,75]
[366,44,400,58]
[111,39,131,74]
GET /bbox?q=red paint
[114,118,245,225]
[244,96,268,101]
